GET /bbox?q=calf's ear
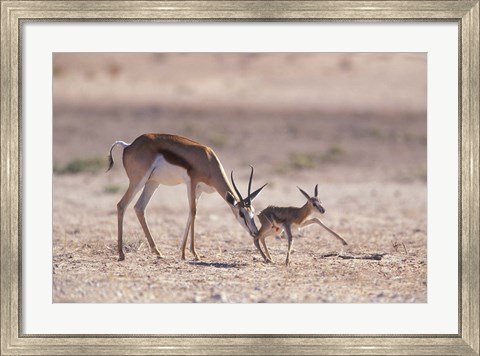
[297,186,311,200]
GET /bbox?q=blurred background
[53,53,426,184]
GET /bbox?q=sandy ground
[52,53,427,303]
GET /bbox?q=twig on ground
[392,240,409,255]
[320,252,387,261]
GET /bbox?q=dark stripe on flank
[159,149,193,173]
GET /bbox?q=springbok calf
[107,133,267,261]
[255,184,347,265]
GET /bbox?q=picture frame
[1,1,478,355]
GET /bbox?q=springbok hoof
[151,248,163,258]
[190,249,201,261]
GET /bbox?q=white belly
[149,155,189,186]
[148,155,216,197]
[196,181,216,195]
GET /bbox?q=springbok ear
[297,186,311,200]
[247,183,268,203]
[226,191,238,206]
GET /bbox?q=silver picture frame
[1,1,478,355]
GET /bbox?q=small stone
[212,292,228,302]
[193,295,203,303]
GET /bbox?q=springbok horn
[314,184,318,197]
[230,171,244,203]
[247,166,254,205]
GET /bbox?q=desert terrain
[53,53,427,303]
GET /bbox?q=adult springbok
[255,184,347,265]
[107,133,267,261]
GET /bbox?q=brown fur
[108,133,266,262]
[124,134,226,190]
[254,187,347,266]
[258,203,311,227]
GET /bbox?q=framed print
[1,1,478,355]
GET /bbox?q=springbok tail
[106,140,130,172]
